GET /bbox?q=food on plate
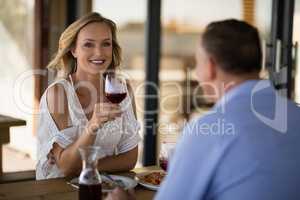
[102,180,118,190]
[138,171,166,185]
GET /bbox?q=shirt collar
[213,79,271,110]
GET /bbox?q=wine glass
[159,142,175,171]
[105,72,127,104]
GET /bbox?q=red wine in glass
[79,183,102,200]
[105,92,127,104]
[105,72,127,104]
[159,157,168,171]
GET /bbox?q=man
[106,19,300,200]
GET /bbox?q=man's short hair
[202,19,262,74]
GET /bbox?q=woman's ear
[71,47,77,58]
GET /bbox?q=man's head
[196,19,262,100]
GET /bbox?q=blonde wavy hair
[47,12,121,77]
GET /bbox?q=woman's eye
[102,42,112,47]
[83,42,94,48]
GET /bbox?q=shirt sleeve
[36,83,79,179]
[117,96,141,154]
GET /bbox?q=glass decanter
[78,146,105,200]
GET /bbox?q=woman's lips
[90,59,105,64]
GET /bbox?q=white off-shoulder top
[36,77,141,180]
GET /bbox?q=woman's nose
[94,46,103,56]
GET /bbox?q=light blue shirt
[155,80,300,200]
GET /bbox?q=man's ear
[207,56,217,81]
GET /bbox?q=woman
[36,12,140,180]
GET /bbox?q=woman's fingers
[95,103,122,118]
[91,103,123,128]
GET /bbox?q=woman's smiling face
[72,22,113,75]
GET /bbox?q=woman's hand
[87,102,122,132]
[105,187,136,200]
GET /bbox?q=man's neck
[215,71,260,101]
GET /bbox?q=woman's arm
[47,84,122,177]
[47,84,97,177]
[98,146,138,172]
[96,81,139,172]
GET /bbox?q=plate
[69,175,137,193]
[135,170,167,191]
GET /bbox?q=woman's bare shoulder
[46,82,70,130]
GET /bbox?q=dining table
[0,166,160,200]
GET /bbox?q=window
[0,0,35,172]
